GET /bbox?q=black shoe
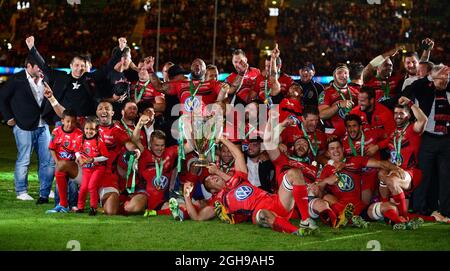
[36,197,49,205]
[89,207,97,216]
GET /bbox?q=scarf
[434,87,450,134]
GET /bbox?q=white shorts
[99,187,119,202]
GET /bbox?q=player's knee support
[369,202,384,221]
[282,174,293,191]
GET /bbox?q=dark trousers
[412,132,450,216]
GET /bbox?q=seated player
[317,137,403,228]
[264,112,336,227]
[124,115,193,215]
[342,114,388,205]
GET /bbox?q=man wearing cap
[296,62,324,107]
[318,64,359,138]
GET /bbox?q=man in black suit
[405,64,450,221]
[0,56,54,203]
[25,36,124,125]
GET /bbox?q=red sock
[320,208,337,226]
[331,202,345,215]
[292,185,310,221]
[157,209,171,216]
[383,208,406,224]
[55,171,68,208]
[273,216,298,233]
[392,192,407,217]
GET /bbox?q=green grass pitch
[0,124,449,251]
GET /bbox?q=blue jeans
[54,179,79,208]
[12,124,55,198]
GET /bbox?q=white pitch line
[301,230,383,246]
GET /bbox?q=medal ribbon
[333,83,352,116]
[126,153,136,194]
[348,131,365,156]
[134,80,151,103]
[376,75,390,99]
[300,122,318,157]
[120,119,133,138]
[393,123,409,165]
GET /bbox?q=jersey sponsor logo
[184,96,200,112]
[153,175,169,190]
[59,151,73,160]
[83,162,94,168]
[337,173,355,192]
[235,185,253,201]
[337,108,348,119]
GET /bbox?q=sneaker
[89,207,97,216]
[214,201,235,224]
[393,223,407,230]
[299,217,319,231]
[143,209,157,217]
[46,205,69,214]
[351,215,369,228]
[49,190,55,199]
[335,203,354,229]
[431,211,450,223]
[169,197,184,221]
[16,193,34,201]
[36,197,49,205]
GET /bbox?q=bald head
[191,58,206,80]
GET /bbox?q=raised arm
[269,44,281,97]
[132,115,148,152]
[43,82,66,118]
[219,137,247,174]
[362,46,404,83]
[227,61,249,95]
[26,36,52,81]
[419,38,434,62]
[183,182,215,221]
[398,96,427,134]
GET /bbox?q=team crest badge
[235,186,253,201]
[184,96,200,112]
[63,141,69,148]
[337,173,355,192]
[153,175,169,190]
[85,148,90,154]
